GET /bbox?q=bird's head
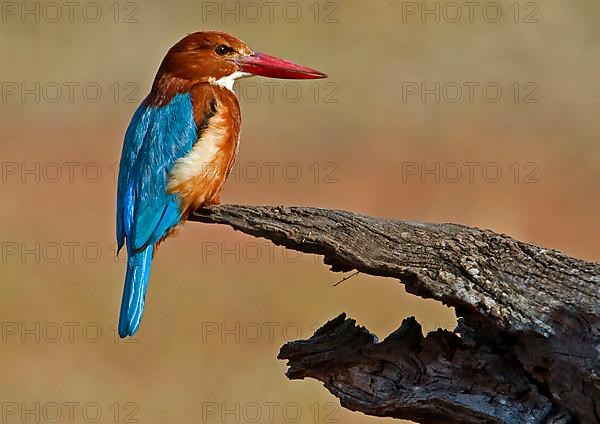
[155,31,326,90]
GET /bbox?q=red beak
[237,52,327,79]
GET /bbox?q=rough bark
[190,205,600,424]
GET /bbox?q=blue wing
[116,93,198,253]
[116,93,198,337]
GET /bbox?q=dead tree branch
[190,205,600,424]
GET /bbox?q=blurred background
[1,0,599,423]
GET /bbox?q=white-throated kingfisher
[116,31,326,338]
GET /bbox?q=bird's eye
[215,45,232,56]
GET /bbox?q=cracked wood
[190,204,600,423]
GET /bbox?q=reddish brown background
[1,1,598,423]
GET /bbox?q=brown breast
[166,83,241,217]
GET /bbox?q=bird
[116,31,326,338]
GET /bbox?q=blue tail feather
[118,245,154,338]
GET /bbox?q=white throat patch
[209,71,251,92]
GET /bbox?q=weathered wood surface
[190,205,600,424]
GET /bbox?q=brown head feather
[147,31,252,105]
